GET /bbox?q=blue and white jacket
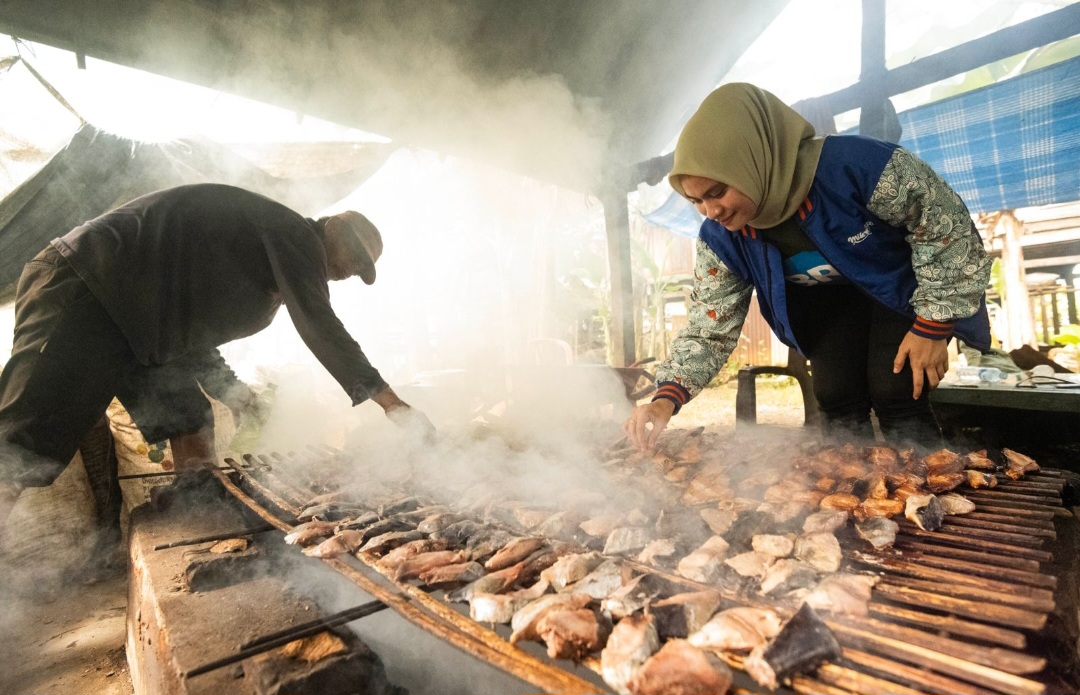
[652,135,993,411]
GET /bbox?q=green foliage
[1051,324,1080,347]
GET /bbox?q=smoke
[140,1,614,191]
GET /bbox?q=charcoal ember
[744,603,842,690]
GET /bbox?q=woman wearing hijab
[626,83,991,451]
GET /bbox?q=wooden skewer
[829,620,1046,695]
[831,615,1047,675]
[867,603,1027,650]
[961,511,1057,531]
[881,575,1055,614]
[943,515,1057,539]
[222,457,303,518]
[841,647,1006,695]
[896,528,1053,561]
[964,488,1063,507]
[873,547,1056,590]
[852,551,1056,601]
[893,539,1045,572]
[896,517,1045,547]
[970,503,1057,520]
[812,661,925,695]
[996,478,1064,493]
[873,583,1048,630]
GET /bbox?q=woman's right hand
[624,399,676,452]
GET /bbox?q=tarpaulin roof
[0,124,392,297]
[896,55,1080,214]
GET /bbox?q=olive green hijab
[669,83,825,229]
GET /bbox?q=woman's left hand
[893,333,949,400]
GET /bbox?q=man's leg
[118,357,223,510]
[0,247,134,533]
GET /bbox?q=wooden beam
[858,0,891,139]
[601,188,636,367]
[822,3,1080,116]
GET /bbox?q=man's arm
[371,386,436,441]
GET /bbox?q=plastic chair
[735,347,820,428]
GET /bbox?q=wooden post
[858,0,890,140]
[601,187,636,367]
[994,212,1036,350]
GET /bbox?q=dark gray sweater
[53,183,387,404]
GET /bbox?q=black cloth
[786,282,941,446]
[53,183,386,402]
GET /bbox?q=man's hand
[373,387,436,443]
[624,399,676,452]
[893,333,949,400]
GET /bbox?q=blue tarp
[896,55,1080,214]
[641,187,703,237]
[643,56,1080,234]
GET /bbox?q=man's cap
[337,211,383,285]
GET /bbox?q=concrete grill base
[125,498,401,695]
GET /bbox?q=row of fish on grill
[277,429,1042,694]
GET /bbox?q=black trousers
[0,246,229,487]
[785,282,941,446]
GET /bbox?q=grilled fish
[794,532,842,573]
[628,639,733,695]
[509,593,592,645]
[284,520,337,546]
[676,536,729,584]
[804,573,878,616]
[376,538,449,569]
[536,606,611,660]
[855,517,898,550]
[687,606,782,652]
[393,550,463,581]
[651,590,722,639]
[485,537,545,571]
[744,603,842,690]
[601,614,659,695]
[301,530,365,558]
[904,493,944,531]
